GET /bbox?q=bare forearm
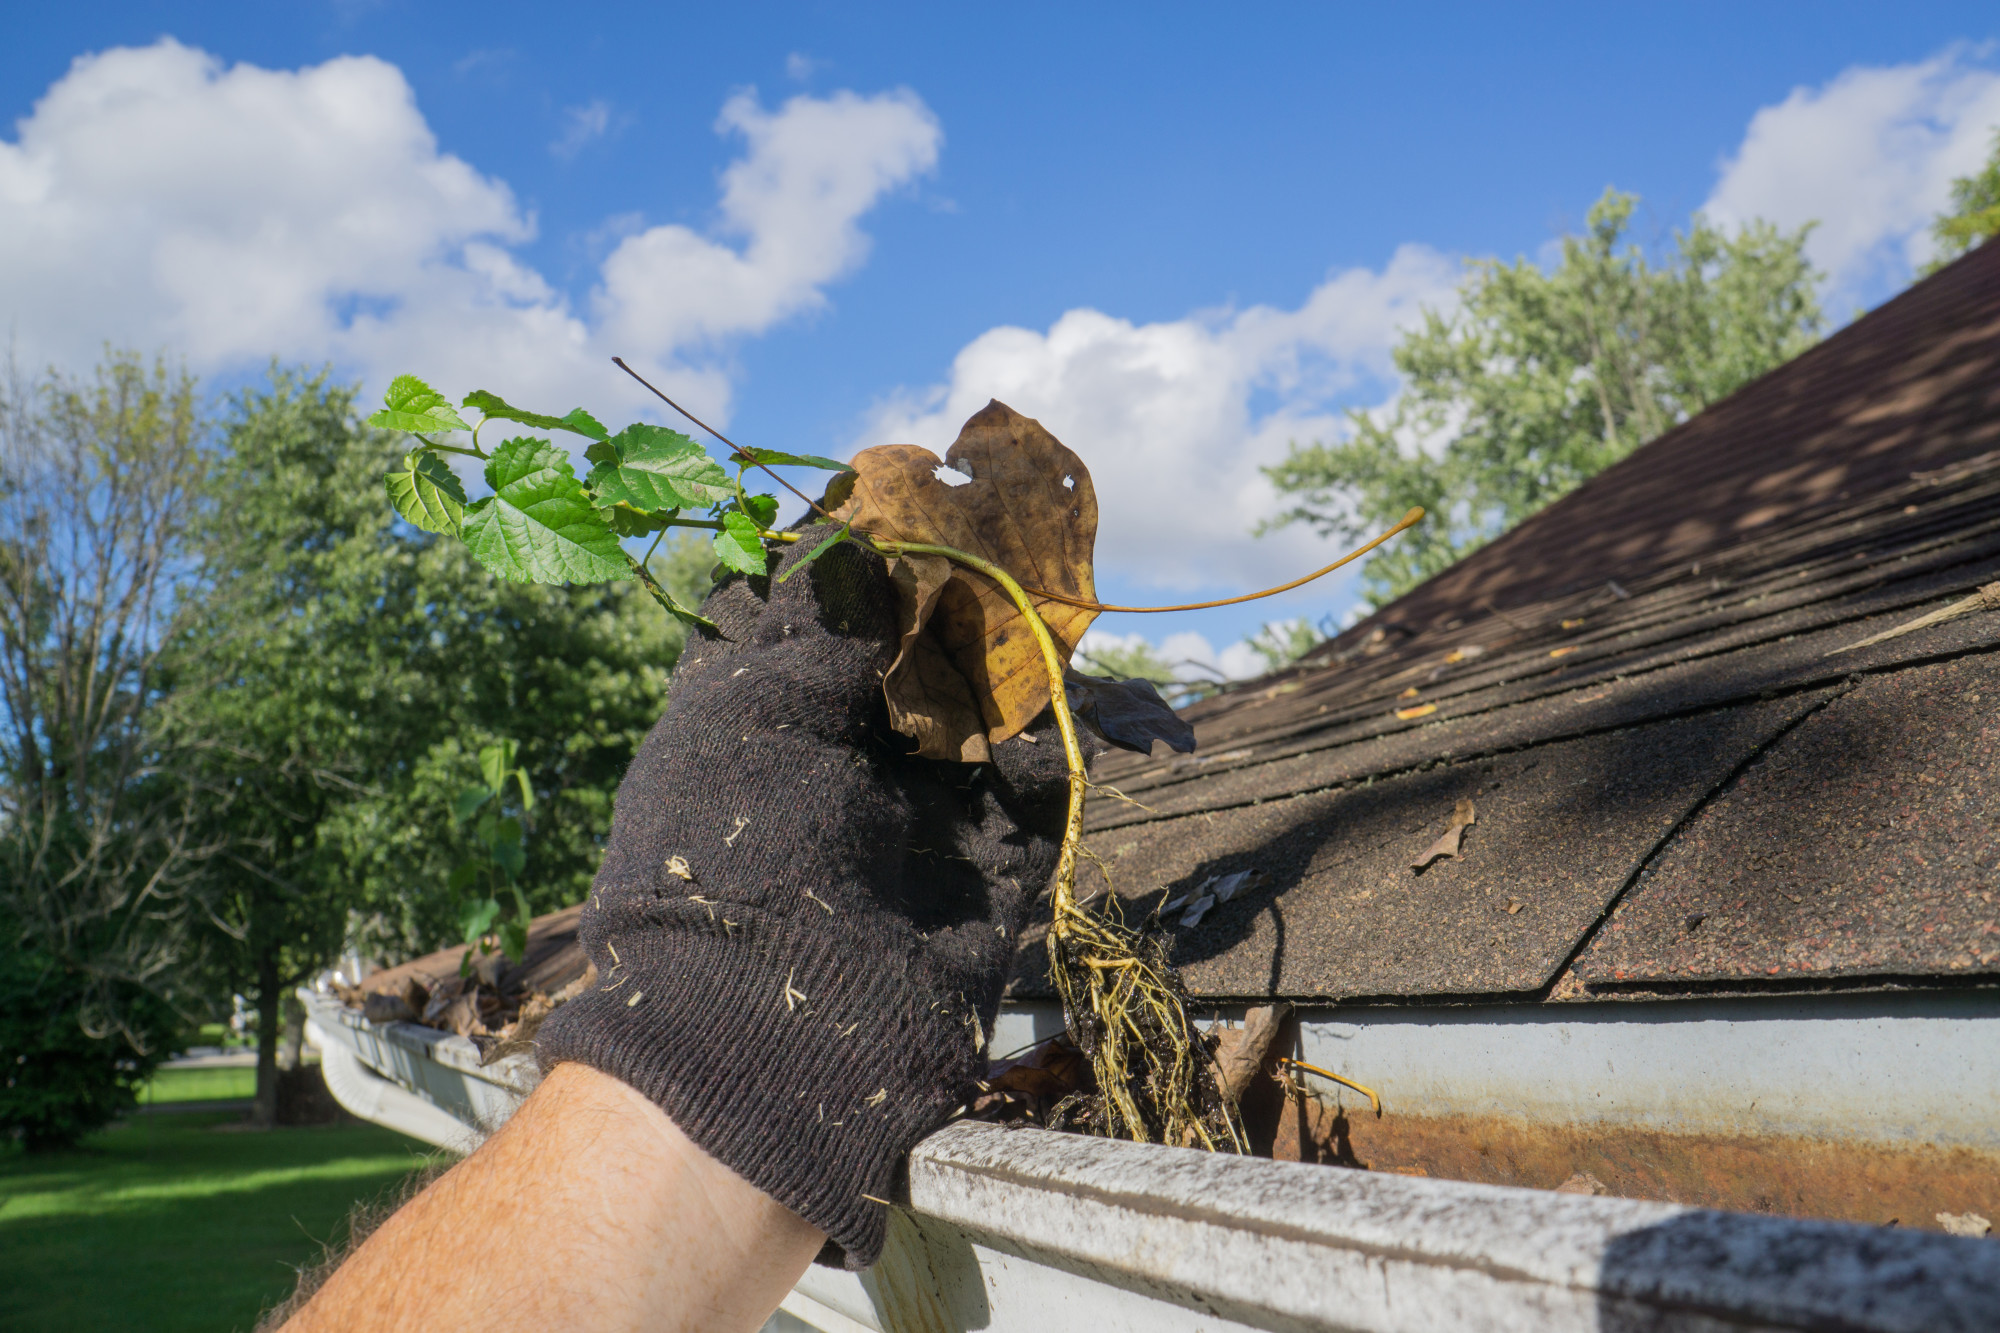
[284,1062,825,1332]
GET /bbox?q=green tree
[1262,189,1824,605]
[1928,128,2000,271]
[179,370,703,1125]
[0,353,216,1147]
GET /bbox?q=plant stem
[870,539,1087,917]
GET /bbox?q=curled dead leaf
[1412,797,1477,870]
[834,400,1099,758]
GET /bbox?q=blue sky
[5,4,1999,675]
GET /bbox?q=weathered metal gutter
[302,987,2000,1331]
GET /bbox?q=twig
[1826,582,2000,656]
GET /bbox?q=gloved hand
[534,535,1088,1268]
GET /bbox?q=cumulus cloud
[1078,627,1270,686]
[857,243,1457,594]
[1705,48,2000,306]
[0,39,940,427]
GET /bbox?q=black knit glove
[534,537,1086,1268]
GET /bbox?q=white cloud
[857,243,1457,594]
[786,53,822,82]
[1079,627,1269,685]
[593,88,941,356]
[1705,48,2000,306]
[0,39,940,430]
[550,98,612,159]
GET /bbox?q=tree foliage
[173,370,705,1125]
[0,354,217,1074]
[1262,190,1824,605]
[1928,128,2000,272]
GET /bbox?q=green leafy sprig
[452,739,537,969]
[369,376,857,630]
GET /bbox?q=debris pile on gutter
[336,904,593,1064]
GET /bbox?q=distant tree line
[0,356,706,1146]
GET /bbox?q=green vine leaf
[478,740,519,794]
[606,504,677,538]
[454,785,494,823]
[384,450,468,535]
[463,438,631,586]
[460,895,501,940]
[463,390,609,442]
[712,510,770,575]
[499,890,531,963]
[736,446,854,473]
[776,522,851,583]
[588,425,733,512]
[370,375,470,435]
[742,492,779,528]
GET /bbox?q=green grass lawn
[0,1111,440,1332]
[137,1065,258,1105]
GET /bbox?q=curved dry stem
[874,538,1244,1153]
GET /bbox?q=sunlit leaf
[736,445,855,473]
[384,450,468,535]
[462,389,609,441]
[370,374,470,435]
[712,510,769,575]
[462,437,630,585]
[587,425,733,512]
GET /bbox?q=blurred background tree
[0,353,220,1147]
[177,368,706,1128]
[2,353,707,1142]
[1928,129,2000,272]
[1261,189,1825,606]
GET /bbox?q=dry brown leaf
[833,400,1099,756]
[885,554,990,762]
[1412,797,1477,870]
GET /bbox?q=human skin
[282,1061,827,1332]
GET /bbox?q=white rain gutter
[301,989,2000,1332]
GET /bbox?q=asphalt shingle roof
[1008,240,2000,1005]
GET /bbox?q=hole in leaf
[935,464,973,487]
[1063,474,1076,490]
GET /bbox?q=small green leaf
[478,740,518,795]
[370,375,470,435]
[514,768,535,813]
[712,510,769,576]
[384,450,468,535]
[462,390,610,441]
[606,504,676,538]
[588,425,733,512]
[776,523,852,583]
[498,910,529,964]
[449,861,483,895]
[735,446,854,473]
[454,785,494,823]
[742,492,779,528]
[460,895,501,943]
[462,438,631,585]
[479,814,526,882]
